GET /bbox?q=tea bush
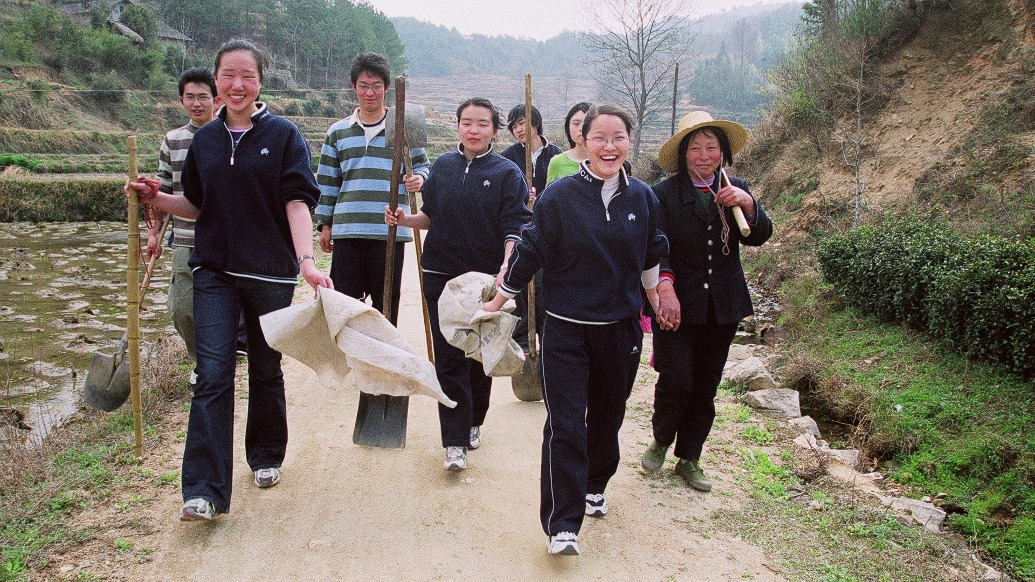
[0,177,126,221]
[817,217,1035,378]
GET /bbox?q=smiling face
[179,81,215,127]
[215,49,261,126]
[458,104,498,157]
[685,129,722,181]
[584,114,629,179]
[353,71,387,118]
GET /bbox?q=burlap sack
[259,287,455,407]
[438,272,525,377]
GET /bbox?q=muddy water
[0,222,172,436]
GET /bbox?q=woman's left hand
[300,260,334,298]
[715,184,755,216]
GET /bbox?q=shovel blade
[384,104,428,148]
[83,352,131,412]
[353,393,408,449]
[511,355,543,402]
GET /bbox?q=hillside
[740,0,1035,247]
[735,1,1035,577]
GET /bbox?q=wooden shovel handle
[383,76,406,324]
[720,168,751,237]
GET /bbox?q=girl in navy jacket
[483,104,668,556]
[386,97,531,472]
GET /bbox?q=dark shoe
[675,459,712,492]
[641,440,668,472]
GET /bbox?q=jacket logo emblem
[628,213,636,221]
[260,148,269,156]
[483,180,491,187]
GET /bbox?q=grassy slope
[735,1,1035,578]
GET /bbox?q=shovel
[385,101,432,362]
[83,210,170,412]
[353,76,419,449]
[511,73,544,402]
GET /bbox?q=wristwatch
[297,254,315,265]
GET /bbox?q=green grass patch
[717,478,969,581]
[739,448,798,498]
[780,273,1035,579]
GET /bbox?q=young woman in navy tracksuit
[483,104,668,556]
[385,97,531,472]
[129,39,332,521]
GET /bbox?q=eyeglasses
[587,135,629,147]
[356,83,385,94]
[182,94,213,103]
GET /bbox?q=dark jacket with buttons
[651,172,772,326]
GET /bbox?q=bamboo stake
[126,136,143,458]
[523,75,539,366]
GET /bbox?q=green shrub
[0,177,127,221]
[0,154,40,171]
[817,217,1035,378]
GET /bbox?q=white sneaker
[188,370,198,386]
[585,493,608,517]
[254,467,281,488]
[469,426,481,449]
[547,531,579,555]
[444,446,467,471]
[180,498,217,521]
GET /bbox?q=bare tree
[578,0,695,160]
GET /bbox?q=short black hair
[214,39,267,83]
[562,101,592,147]
[582,103,635,139]
[178,67,216,97]
[350,52,391,87]
[506,104,542,136]
[456,97,503,130]
[677,127,734,174]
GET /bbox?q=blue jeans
[181,268,295,513]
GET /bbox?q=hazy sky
[364,0,791,41]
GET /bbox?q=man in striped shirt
[314,52,429,323]
[145,67,218,382]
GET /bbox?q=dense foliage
[0,177,126,221]
[689,4,802,119]
[0,6,166,89]
[156,0,406,87]
[817,217,1035,379]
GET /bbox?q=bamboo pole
[126,136,143,458]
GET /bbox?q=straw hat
[657,111,748,173]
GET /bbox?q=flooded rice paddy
[0,221,172,436]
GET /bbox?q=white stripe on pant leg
[541,316,559,534]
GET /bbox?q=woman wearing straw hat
[641,110,772,492]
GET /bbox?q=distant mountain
[390,17,583,78]
[391,2,802,125]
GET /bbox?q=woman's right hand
[384,205,405,227]
[318,226,333,253]
[124,176,157,202]
[655,282,681,331]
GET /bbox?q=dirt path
[64,245,786,581]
